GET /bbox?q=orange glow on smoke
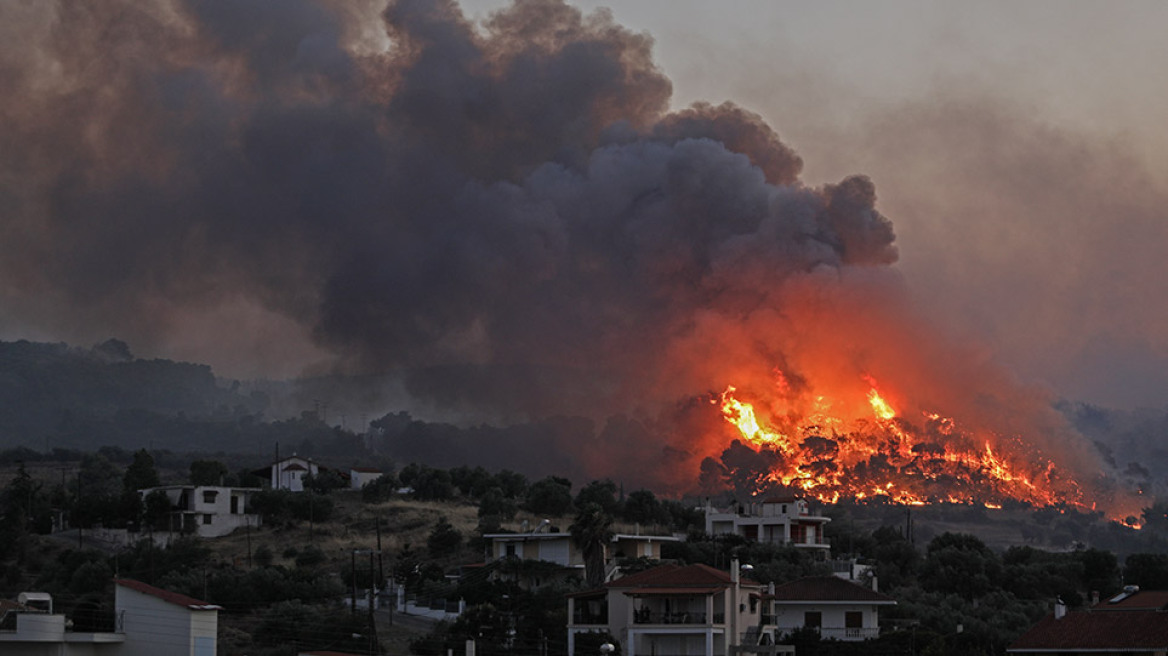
[716,372,1101,513]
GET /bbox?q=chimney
[1091,590,1100,607]
[871,576,879,593]
[1054,599,1067,620]
[731,558,740,584]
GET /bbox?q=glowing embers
[716,375,1086,511]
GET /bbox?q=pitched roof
[1009,610,1168,652]
[1103,590,1168,610]
[282,463,308,471]
[608,564,753,590]
[769,576,896,604]
[114,579,221,611]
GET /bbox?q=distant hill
[0,339,267,449]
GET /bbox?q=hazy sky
[468,0,1168,409]
[4,0,1167,413]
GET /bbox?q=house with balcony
[140,485,262,538]
[567,560,792,656]
[768,575,895,641]
[484,522,679,587]
[704,496,831,556]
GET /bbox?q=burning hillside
[718,379,1085,510]
[0,0,1144,519]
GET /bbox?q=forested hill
[0,339,267,448]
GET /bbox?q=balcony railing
[816,627,879,640]
[633,610,709,625]
[572,611,607,625]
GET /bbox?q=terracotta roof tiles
[114,579,221,610]
[1010,610,1168,652]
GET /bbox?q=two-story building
[567,560,790,656]
[484,523,680,587]
[140,485,262,538]
[704,496,831,556]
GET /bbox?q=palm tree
[570,502,614,589]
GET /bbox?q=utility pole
[368,550,379,655]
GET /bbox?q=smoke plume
[0,0,1124,506]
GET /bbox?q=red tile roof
[608,564,756,590]
[1009,610,1168,652]
[1103,590,1168,610]
[624,587,726,596]
[114,579,221,610]
[769,576,896,604]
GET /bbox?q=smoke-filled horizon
[0,0,1149,511]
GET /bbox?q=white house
[484,523,679,587]
[140,485,262,538]
[271,455,319,491]
[350,467,385,490]
[704,496,831,555]
[768,575,896,641]
[115,579,220,656]
[567,560,790,656]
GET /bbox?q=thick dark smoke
[0,0,896,423]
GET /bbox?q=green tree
[920,532,1001,600]
[2,462,51,534]
[622,489,668,526]
[143,489,173,531]
[123,449,160,492]
[361,472,399,503]
[1125,553,1168,589]
[575,479,619,515]
[428,518,463,558]
[525,476,573,516]
[189,460,229,486]
[571,503,614,589]
[478,487,518,521]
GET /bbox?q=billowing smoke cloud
[0,0,1124,505]
[0,0,892,397]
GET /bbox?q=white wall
[117,586,218,656]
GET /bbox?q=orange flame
[717,373,1095,513]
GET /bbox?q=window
[202,514,213,525]
[846,611,863,629]
[202,490,218,504]
[804,611,821,628]
[230,496,239,514]
[505,544,516,558]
